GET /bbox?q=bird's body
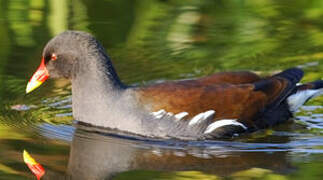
[27,31,323,139]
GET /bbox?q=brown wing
[165,71,261,87]
[136,82,263,119]
[197,71,261,85]
[135,73,293,127]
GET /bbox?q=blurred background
[0,0,322,179]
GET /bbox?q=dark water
[0,0,323,179]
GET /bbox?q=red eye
[51,54,57,61]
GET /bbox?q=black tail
[254,68,304,109]
[253,68,304,128]
[310,80,323,89]
[273,67,304,85]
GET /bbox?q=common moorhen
[26,31,323,139]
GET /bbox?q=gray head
[26,31,123,93]
[44,31,108,78]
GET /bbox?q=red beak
[26,57,49,93]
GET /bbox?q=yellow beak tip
[26,81,42,94]
[23,149,36,165]
[26,88,31,94]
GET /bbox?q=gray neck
[71,50,145,133]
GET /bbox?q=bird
[26,31,323,140]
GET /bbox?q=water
[0,0,323,179]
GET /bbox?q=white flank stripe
[151,109,166,119]
[151,109,182,119]
[167,112,174,116]
[189,110,215,126]
[204,110,216,119]
[189,113,204,125]
[155,114,164,119]
[204,119,247,134]
[174,112,189,120]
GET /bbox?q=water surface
[0,0,323,179]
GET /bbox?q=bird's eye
[51,53,57,61]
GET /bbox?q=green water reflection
[0,0,322,179]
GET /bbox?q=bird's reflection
[44,123,294,179]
